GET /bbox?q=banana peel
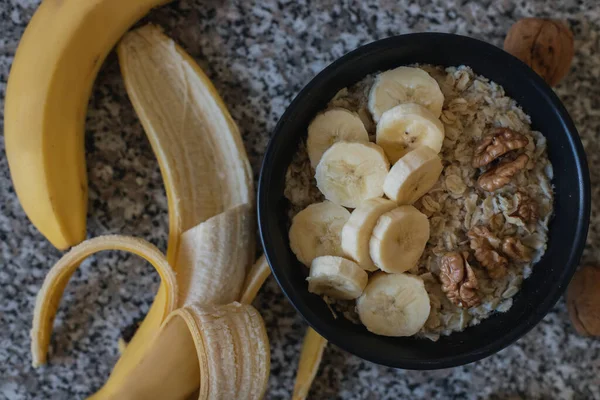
[239,255,329,400]
[106,303,270,400]
[31,234,270,399]
[176,204,254,307]
[293,328,328,400]
[240,255,272,304]
[4,0,173,250]
[96,24,256,397]
[31,235,177,367]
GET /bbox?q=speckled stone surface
[1,0,600,399]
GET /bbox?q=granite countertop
[1,0,600,399]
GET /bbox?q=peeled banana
[4,0,173,250]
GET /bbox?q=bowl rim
[258,32,591,369]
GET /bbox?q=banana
[307,256,368,300]
[376,103,445,163]
[383,146,444,204]
[369,206,430,273]
[4,0,173,250]
[315,142,390,208]
[307,108,369,168]
[368,66,444,122]
[356,272,431,337]
[289,201,351,266]
[114,24,255,395]
[341,198,397,271]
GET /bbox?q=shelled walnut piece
[567,265,600,336]
[511,191,539,224]
[478,154,529,192]
[467,226,508,279]
[504,18,574,87]
[502,237,533,262]
[472,128,529,168]
[440,252,481,308]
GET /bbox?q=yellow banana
[4,0,173,250]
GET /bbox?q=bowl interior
[258,33,589,369]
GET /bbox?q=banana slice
[315,142,390,208]
[376,103,445,163]
[357,272,431,336]
[307,256,368,300]
[341,198,397,271]
[383,146,444,205]
[307,108,369,168]
[368,66,444,122]
[289,201,351,266]
[369,206,430,273]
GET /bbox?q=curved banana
[4,0,173,250]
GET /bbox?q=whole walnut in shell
[567,265,600,336]
[504,18,574,86]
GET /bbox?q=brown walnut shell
[566,265,600,336]
[504,18,574,86]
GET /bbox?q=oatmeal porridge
[284,65,554,340]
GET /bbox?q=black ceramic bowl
[258,33,590,369]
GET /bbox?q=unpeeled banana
[4,0,173,250]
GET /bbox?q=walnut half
[472,128,529,168]
[440,252,481,308]
[477,154,529,192]
[467,226,508,279]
